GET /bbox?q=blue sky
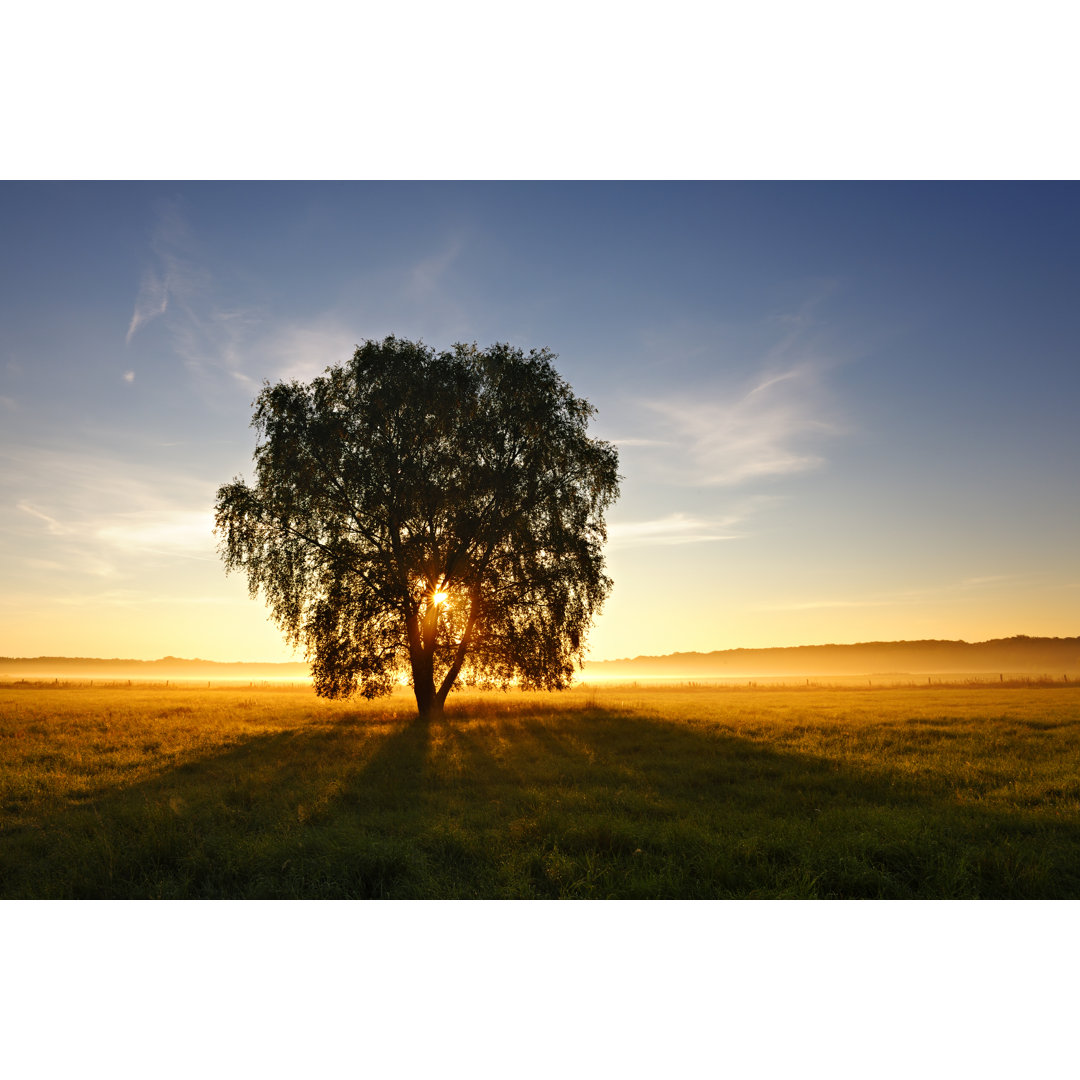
[2,181,1078,660]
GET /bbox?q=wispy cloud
[607,513,739,548]
[181,246,474,391]
[409,238,463,295]
[4,446,218,580]
[13,501,216,575]
[606,436,671,448]
[619,286,849,491]
[608,497,779,548]
[95,509,217,559]
[258,318,360,385]
[16,502,69,535]
[125,267,170,344]
[641,362,839,486]
[125,202,482,405]
[124,199,256,394]
[125,199,208,343]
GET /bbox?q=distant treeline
[0,655,309,679]
[582,636,1080,677]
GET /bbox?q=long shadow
[0,713,434,899]
[4,704,1079,898]
[440,707,1080,899]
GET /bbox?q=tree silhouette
[214,336,620,718]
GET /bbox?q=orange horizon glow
[3,549,1079,668]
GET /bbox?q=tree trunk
[410,651,441,719]
[413,678,443,719]
[406,595,476,719]
[405,607,442,719]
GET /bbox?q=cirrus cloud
[641,363,840,487]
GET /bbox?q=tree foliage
[214,336,620,717]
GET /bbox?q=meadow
[2,680,1079,899]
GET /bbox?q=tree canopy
[214,336,620,717]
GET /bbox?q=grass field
[2,680,1079,899]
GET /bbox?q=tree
[214,336,620,718]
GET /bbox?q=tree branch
[436,594,481,704]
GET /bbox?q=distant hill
[0,655,309,679]
[4,635,1079,682]
[581,636,1080,678]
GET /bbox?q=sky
[2,181,1078,662]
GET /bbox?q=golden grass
[3,681,1079,898]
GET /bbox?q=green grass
[2,681,1079,898]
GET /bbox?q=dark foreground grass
[2,682,1079,898]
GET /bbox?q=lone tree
[214,336,620,718]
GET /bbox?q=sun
[432,590,449,606]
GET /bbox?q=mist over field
[0,655,310,681]
[5,635,1078,684]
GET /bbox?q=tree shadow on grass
[3,704,1079,898]
[438,706,1080,899]
[0,713,435,899]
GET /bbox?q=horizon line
[2,632,1077,668]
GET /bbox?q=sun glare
[433,590,449,606]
